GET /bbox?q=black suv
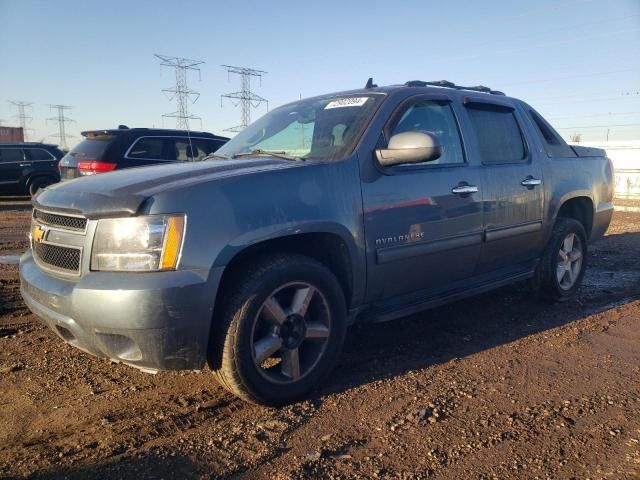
[0,143,64,196]
[59,126,229,180]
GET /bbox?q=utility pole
[48,104,75,150]
[155,54,204,129]
[8,100,33,140]
[220,65,268,132]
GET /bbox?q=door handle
[19,163,32,167]
[451,185,479,195]
[521,177,542,188]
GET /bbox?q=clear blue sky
[1,0,639,144]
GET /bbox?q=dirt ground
[1,197,639,480]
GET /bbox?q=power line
[547,111,640,120]
[220,65,268,133]
[442,27,640,65]
[524,89,640,102]
[459,13,639,54]
[555,123,640,129]
[503,67,640,87]
[8,100,33,140]
[533,94,640,106]
[47,104,75,150]
[500,0,597,21]
[155,54,204,129]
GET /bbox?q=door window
[26,148,54,161]
[127,138,167,159]
[0,149,25,163]
[466,105,526,164]
[389,100,464,165]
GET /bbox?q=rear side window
[172,138,221,161]
[528,110,561,145]
[128,138,167,159]
[390,100,465,165]
[69,136,116,160]
[466,104,526,164]
[26,148,54,161]
[527,108,576,158]
[0,148,24,163]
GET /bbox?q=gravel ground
[0,198,639,479]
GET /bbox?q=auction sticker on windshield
[324,97,370,109]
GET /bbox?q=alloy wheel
[250,282,331,384]
[556,232,583,290]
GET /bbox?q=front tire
[211,254,347,405]
[535,217,587,301]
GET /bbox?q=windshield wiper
[231,149,303,161]
[202,153,230,160]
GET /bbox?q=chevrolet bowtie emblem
[32,225,45,243]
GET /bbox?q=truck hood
[34,158,301,218]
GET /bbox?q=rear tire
[28,177,54,197]
[534,217,587,301]
[210,254,347,406]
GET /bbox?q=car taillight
[77,160,117,176]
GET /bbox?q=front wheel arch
[209,253,347,405]
[27,176,57,196]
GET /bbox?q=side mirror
[375,131,442,167]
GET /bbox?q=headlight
[91,214,186,271]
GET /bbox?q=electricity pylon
[220,65,268,132]
[48,104,74,150]
[155,54,204,129]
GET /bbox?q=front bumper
[19,250,224,371]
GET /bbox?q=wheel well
[557,197,593,236]
[27,175,56,187]
[217,233,354,307]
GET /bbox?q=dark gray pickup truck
[19,80,614,405]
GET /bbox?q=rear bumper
[19,250,224,371]
[591,202,614,241]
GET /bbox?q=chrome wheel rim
[556,232,583,290]
[250,281,331,384]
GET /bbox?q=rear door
[361,93,485,303]
[463,98,545,275]
[0,148,26,187]
[25,148,59,179]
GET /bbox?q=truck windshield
[215,94,384,162]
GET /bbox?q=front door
[361,94,485,304]
[0,148,26,188]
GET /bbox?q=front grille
[34,209,86,231]
[33,242,81,274]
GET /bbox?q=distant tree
[569,133,582,143]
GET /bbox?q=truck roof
[324,78,515,98]
[281,79,519,109]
